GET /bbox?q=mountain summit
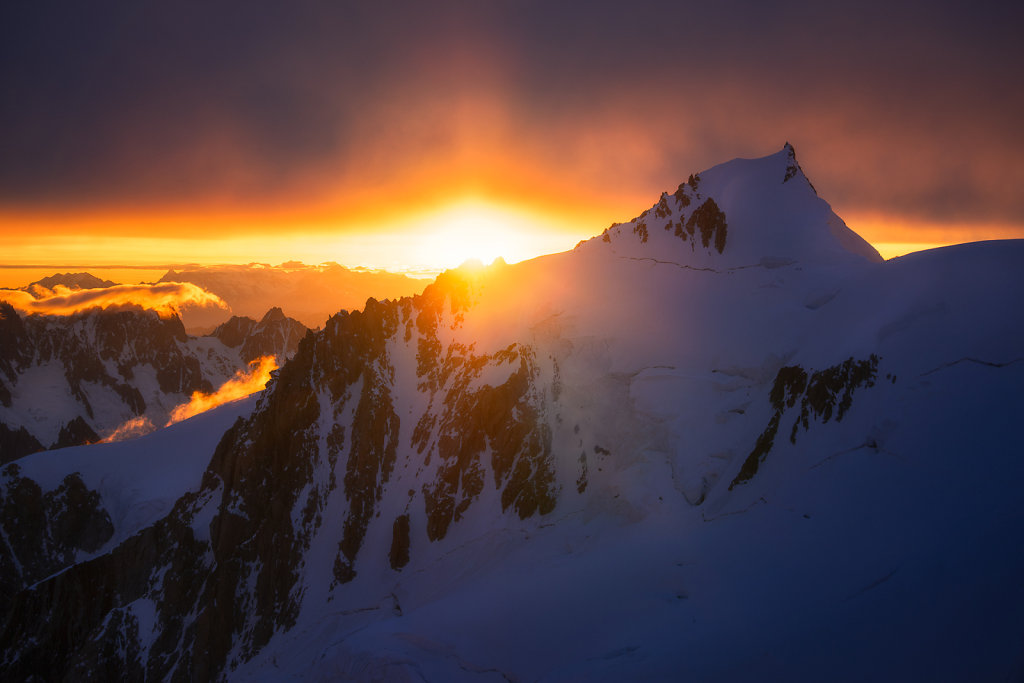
[2,150,1022,681]
[593,144,882,266]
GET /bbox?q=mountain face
[3,147,1023,681]
[0,305,308,462]
[210,307,309,365]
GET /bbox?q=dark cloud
[1,0,1022,228]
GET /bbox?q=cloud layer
[0,282,227,317]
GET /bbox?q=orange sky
[2,2,1022,276]
[1,171,1018,278]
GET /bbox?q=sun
[406,199,569,271]
[315,196,597,277]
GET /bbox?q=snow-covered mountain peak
[587,145,882,268]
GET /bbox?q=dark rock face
[685,198,728,254]
[731,355,880,489]
[782,142,816,194]
[0,423,43,464]
[0,493,208,681]
[0,465,114,616]
[389,514,411,570]
[419,342,554,541]
[603,173,728,255]
[210,315,254,348]
[674,183,693,208]
[0,302,28,409]
[88,310,205,397]
[52,416,100,450]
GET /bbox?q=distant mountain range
[157,262,431,331]
[16,262,431,334]
[27,272,117,291]
[2,146,1022,681]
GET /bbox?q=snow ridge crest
[589,144,881,267]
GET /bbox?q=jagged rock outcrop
[210,307,308,363]
[604,168,731,256]
[0,424,42,465]
[731,355,881,489]
[0,465,114,616]
[52,416,101,450]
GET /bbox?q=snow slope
[2,146,1022,682]
[12,396,258,550]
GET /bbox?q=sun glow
[398,199,578,271]
[0,195,604,279]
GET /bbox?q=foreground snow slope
[2,146,1022,682]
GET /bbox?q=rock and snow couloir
[2,146,1023,681]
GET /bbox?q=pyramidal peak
[588,144,882,268]
[260,306,286,323]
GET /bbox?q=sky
[2,0,1023,275]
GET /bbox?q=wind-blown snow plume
[167,355,278,424]
[101,416,156,443]
[0,282,227,316]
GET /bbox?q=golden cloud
[0,282,227,317]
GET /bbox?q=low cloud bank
[0,282,227,317]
